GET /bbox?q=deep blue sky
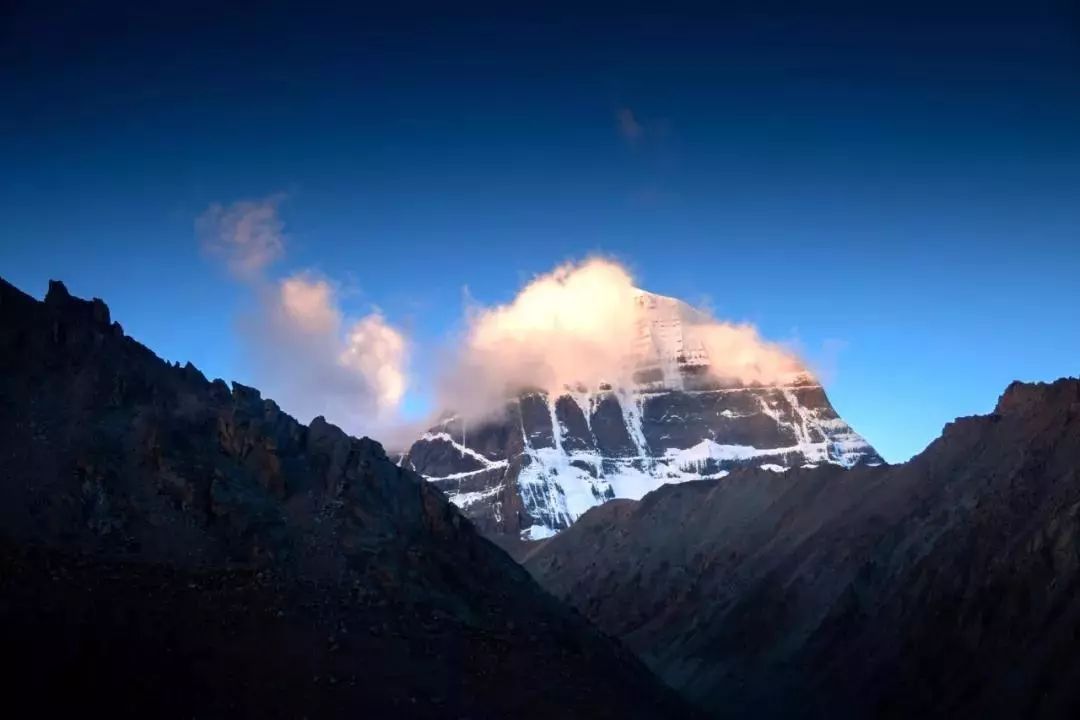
[3,1,1079,461]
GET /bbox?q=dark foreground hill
[0,278,693,719]
[524,376,1080,719]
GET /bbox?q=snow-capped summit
[629,289,810,391]
[403,289,882,542]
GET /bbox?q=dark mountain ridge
[524,376,1080,718]
[0,277,693,719]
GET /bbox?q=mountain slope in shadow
[525,375,1080,719]
[0,277,694,719]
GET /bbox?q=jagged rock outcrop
[523,377,1080,719]
[404,290,881,542]
[0,277,694,719]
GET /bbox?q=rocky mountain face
[0,278,694,719]
[404,290,881,542]
[523,377,1080,719]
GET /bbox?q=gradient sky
[3,1,1079,461]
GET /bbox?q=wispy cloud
[197,194,287,278]
[615,109,683,205]
[198,197,410,437]
[616,107,644,145]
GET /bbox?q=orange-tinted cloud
[243,272,409,431]
[438,257,805,419]
[199,198,410,436]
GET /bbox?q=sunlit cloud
[340,309,409,412]
[243,272,409,431]
[437,257,804,419]
[198,199,411,438]
[280,273,340,334]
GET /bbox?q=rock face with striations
[0,277,694,719]
[523,376,1080,719]
[404,289,882,542]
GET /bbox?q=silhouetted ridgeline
[0,277,694,719]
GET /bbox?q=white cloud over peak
[438,257,804,420]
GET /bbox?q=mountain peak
[627,286,811,392]
[406,286,879,542]
[45,278,71,303]
[995,377,1080,416]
